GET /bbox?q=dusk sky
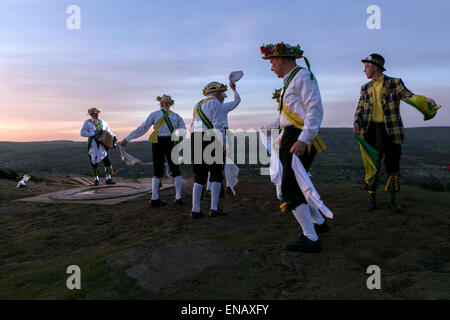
[1,0,449,142]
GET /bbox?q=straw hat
[87,107,102,115]
[156,94,175,107]
[203,81,227,96]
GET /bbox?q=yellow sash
[148,110,172,143]
[192,97,215,123]
[281,101,326,153]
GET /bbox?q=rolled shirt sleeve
[297,72,323,144]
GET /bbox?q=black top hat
[361,53,386,71]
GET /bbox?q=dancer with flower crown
[261,42,329,253]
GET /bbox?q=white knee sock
[293,204,319,241]
[309,205,325,225]
[192,183,203,212]
[151,177,160,200]
[275,183,282,200]
[210,182,221,210]
[174,176,182,200]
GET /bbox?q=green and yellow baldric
[148,109,174,143]
[279,66,326,153]
[88,119,103,151]
[193,97,215,129]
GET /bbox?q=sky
[0,0,449,142]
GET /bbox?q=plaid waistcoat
[354,75,414,144]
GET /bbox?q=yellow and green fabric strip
[281,101,327,153]
[193,98,215,130]
[148,110,172,143]
[404,95,441,121]
[355,134,379,186]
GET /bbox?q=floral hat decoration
[203,81,227,96]
[261,42,314,79]
[87,107,102,115]
[272,88,282,99]
[156,94,175,107]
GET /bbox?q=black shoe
[285,235,322,253]
[209,208,228,217]
[94,179,99,186]
[106,178,116,185]
[390,200,403,213]
[190,211,205,219]
[314,221,329,234]
[151,199,167,207]
[173,198,183,205]
[368,193,377,209]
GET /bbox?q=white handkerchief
[229,71,244,83]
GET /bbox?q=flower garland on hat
[261,42,314,80]
[272,88,282,99]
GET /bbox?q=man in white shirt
[80,107,116,186]
[121,95,186,207]
[205,85,241,196]
[261,42,328,253]
[190,81,240,219]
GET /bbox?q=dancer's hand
[290,140,306,156]
[353,122,360,135]
[229,81,236,91]
[120,139,128,147]
[427,98,436,106]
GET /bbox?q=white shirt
[80,117,113,164]
[125,109,186,142]
[216,90,241,129]
[80,117,111,137]
[279,66,323,145]
[191,89,241,134]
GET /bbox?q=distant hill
[1,127,449,188]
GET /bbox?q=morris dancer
[354,53,441,213]
[190,81,240,219]
[206,74,242,197]
[80,107,116,186]
[121,95,186,207]
[261,42,329,253]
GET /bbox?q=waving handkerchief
[229,71,244,83]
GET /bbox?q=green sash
[88,119,103,151]
[193,98,215,129]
